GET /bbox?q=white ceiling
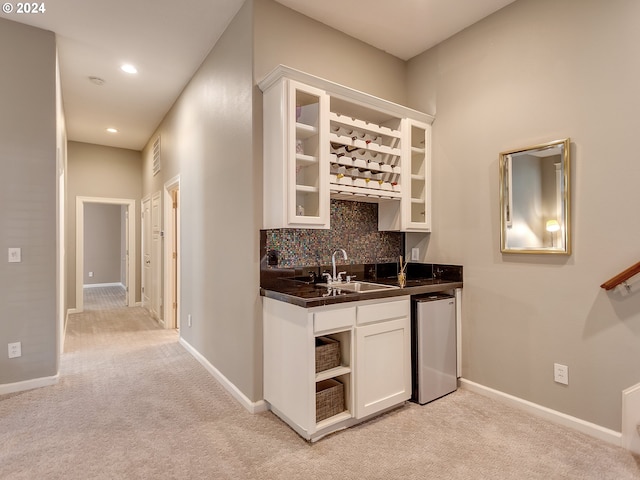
[1,0,515,151]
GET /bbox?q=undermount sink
[318,281,399,293]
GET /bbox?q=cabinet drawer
[356,299,409,326]
[314,306,356,333]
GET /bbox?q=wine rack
[259,66,433,231]
[328,112,403,200]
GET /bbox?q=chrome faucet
[331,249,348,283]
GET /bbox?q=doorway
[141,181,179,330]
[164,176,180,330]
[75,196,136,313]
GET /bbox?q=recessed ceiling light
[120,64,138,74]
[106,128,119,133]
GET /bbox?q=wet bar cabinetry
[263,296,411,441]
[259,65,433,232]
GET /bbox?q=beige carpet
[83,284,127,310]
[1,303,639,479]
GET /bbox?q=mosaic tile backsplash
[264,200,403,268]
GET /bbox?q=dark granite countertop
[260,277,463,308]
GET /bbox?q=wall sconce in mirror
[500,138,571,254]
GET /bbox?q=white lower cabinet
[263,296,411,441]
[355,317,411,419]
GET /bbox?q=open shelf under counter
[316,365,351,383]
[315,410,353,431]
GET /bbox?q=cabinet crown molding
[258,65,434,125]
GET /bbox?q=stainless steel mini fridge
[412,294,457,404]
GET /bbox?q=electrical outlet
[188,314,192,327]
[8,248,21,263]
[8,342,21,359]
[411,248,420,261]
[554,363,569,385]
[88,271,94,277]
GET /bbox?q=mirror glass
[500,138,571,254]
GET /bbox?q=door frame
[141,195,151,311]
[163,175,180,329]
[75,196,136,312]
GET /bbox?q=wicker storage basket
[315,336,340,373]
[316,379,345,422]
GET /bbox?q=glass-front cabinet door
[403,119,431,231]
[287,80,329,228]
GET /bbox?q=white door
[123,207,129,306]
[355,316,411,419]
[150,192,162,321]
[142,197,151,309]
[170,188,179,329]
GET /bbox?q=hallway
[83,285,127,310]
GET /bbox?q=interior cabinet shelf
[316,365,352,382]
[330,185,402,201]
[296,185,319,193]
[296,153,317,165]
[296,122,318,138]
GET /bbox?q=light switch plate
[8,248,21,263]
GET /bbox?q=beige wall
[0,18,58,384]
[66,141,142,308]
[406,0,640,431]
[83,203,123,285]
[253,0,407,105]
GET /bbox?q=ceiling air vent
[152,136,161,176]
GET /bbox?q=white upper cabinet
[404,119,432,232]
[262,78,330,229]
[259,66,433,232]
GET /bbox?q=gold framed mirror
[500,138,571,254]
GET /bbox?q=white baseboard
[460,378,622,447]
[83,282,124,289]
[622,383,640,454]
[178,337,268,414]
[63,310,70,351]
[0,374,59,396]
